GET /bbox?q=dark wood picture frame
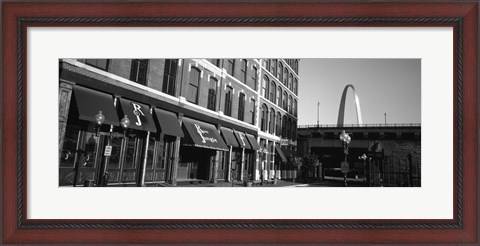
[2,1,478,244]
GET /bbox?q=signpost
[341,161,349,174]
[104,145,112,156]
[341,161,349,187]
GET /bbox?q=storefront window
[155,141,165,169]
[82,132,98,168]
[107,136,123,169]
[124,137,137,169]
[60,126,80,168]
[146,137,156,169]
[157,138,174,169]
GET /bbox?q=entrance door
[178,146,214,181]
[76,131,104,186]
[104,133,125,185]
[159,138,175,182]
[243,151,253,181]
[120,136,143,184]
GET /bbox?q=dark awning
[220,127,239,148]
[275,146,287,162]
[245,134,260,150]
[281,147,296,158]
[154,108,184,137]
[182,117,228,151]
[118,98,157,133]
[73,85,119,126]
[233,131,251,149]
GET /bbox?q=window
[227,59,235,76]
[187,67,200,104]
[162,59,178,96]
[238,93,245,121]
[145,137,155,170]
[224,86,233,116]
[270,82,276,102]
[269,109,275,134]
[292,120,297,141]
[293,78,298,95]
[283,91,287,110]
[277,87,282,106]
[276,112,282,136]
[288,95,293,114]
[286,118,291,139]
[283,67,288,85]
[130,59,149,85]
[207,77,217,111]
[59,126,80,169]
[210,59,221,67]
[278,62,284,81]
[289,73,294,91]
[261,104,268,132]
[83,59,109,71]
[250,66,258,91]
[271,59,277,75]
[282,115,287,137]
[293,99,297,117]
[250,99,256,125]
[240,59,248,83]
[266,59,271,69]
[262,76,269,98]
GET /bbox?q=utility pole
[317,101,320,127]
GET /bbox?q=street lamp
[358,153,369,186]
[120,114,131,137]
[94,110,105,136]
[339,130,351,187]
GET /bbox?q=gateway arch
[337,84,363,127]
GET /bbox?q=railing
[298,123,421,129]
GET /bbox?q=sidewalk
[173,179,304,187]
[148,179,357,187]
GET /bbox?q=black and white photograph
[59,58,421,188]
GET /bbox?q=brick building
[58,58,299,186]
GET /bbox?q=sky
[297,59,421,126]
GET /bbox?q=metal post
[212,151,219,183]
[72,131,83,187]
[240,148,245,182]
[344,151,347,187]
[100,130,113,187]
[170,135,181,186]
[229,146,233,186]
[139,131,150,187]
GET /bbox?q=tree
[301,154,319,182]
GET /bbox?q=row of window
[208,59,258,92]
[187,66,257,125]
[261,76,297,117]
[79,59,299,132]
[285,59,299,74]
[79,59,257,126]
[79,59,180,97]
[262,59,299,95]
[260,104,297,141]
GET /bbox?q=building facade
[59,58,299,186]
[297,124,421,187]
